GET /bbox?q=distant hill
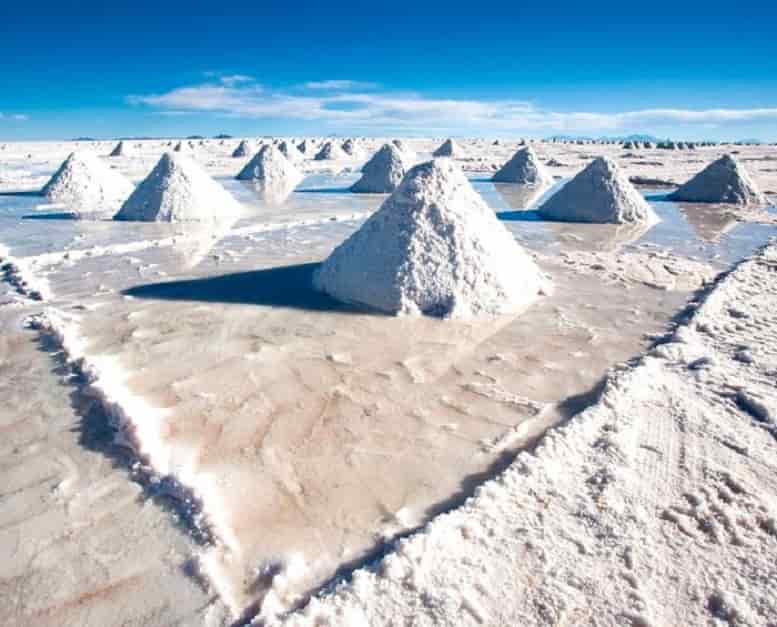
[546,133,662,143]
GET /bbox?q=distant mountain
[213,134,233,139]
[546,133,662,143]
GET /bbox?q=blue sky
[2,0,776,141]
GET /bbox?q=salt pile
[492,146,553,186]
[235,144,302,188]
[668,154,767,205]
[350,143,407,193]
[114,152,241,222]
[341,138,361,158]
[232,140,253,158]
[432,138,463,157]
[314,158,547,317]
[109,141,130,157]
[41,151,134,209]
[538,156,657,224]
[314,141,347,161]
[173,141,188,153]
[277,140,303,162]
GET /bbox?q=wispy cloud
[304,80,378,90]
[0,112,29,121]
[128,78,777,134]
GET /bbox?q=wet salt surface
[2,174,776,619]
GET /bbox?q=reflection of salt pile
[433,138,463,157]
[668,154,767,205]
[314,158,547,317]
[314,141,347,161]
[492,146,553,186]
[114,152,241,222]
[277,140,303,162]
[232,140,253,158]
[350,143,407,193]
[41,152,134,209]
[109,141,130,157]
[539,157,657,224]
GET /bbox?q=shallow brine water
[1,170,775,619]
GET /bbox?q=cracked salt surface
[2,154,776,622]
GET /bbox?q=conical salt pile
[668,154,767,205]
[433,138,463,157]
[341,138,362,158]
[297,140,313,154]
[277,140,303,162]
[492,146,553,186]
[114,152,241,222]
[235,144,302,188]
[173,141,188,153]
[232,140,253,158]
[314,158,547,317]
[109,141,130,157]
[314,141,347,160]
[538,156,657,224]
[41,152,134,209]
[350,143,407,193]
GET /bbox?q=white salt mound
[277,140,303,162]
[538,156,657,224]
[232,140,253,158]
[433,138,463,157]
[114,152,241,222]
[341,138,362,158]
[668,154,767,205]
[314,158,547,317]
[41,152,134,209]
[350,144,407,193]
[492,146,553,186]
[173,141,187,153]
[109,141,130,157]
[314,141,347,161]
[392,139,415,160]
[235,144,302,188]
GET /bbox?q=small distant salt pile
[114,152,241,222]
[538,156,657,224]
[341,138,362,158]
[41,152,134,210]
[173,141,188,153]
[668,154,767,205]
[314,141,347,161]
[297,139,313,155]
[314,158,547,317]
[433,138,463,157]
[277,140,303,162]
[232,140,253,158]
[492,146,553,186]
[109,141,130,157]
[392,139,415,160]
[350,143,407,193]
[236,144,303,188]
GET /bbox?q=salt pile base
[668,154,768,205]
[492,146,553,186]
[114,152,241,222]
[41,151,134,210]
[538,156,657,224]
[350,143,407,193]
[314,158,547,317]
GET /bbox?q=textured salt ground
[1,138,777,624]
[0,305,228,627]
[278,239,777,627]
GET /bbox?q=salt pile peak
[538,156,657,224]
[314,158,548,317]
[232,140,253,158]
[668,154,767,205]
[350,143,407,193]
[114,152,241,222]
[314,141,348,161]
[433,138,463,157]
[41,151,134,209]
[492,146,553,186]
[235,144,302,188]
[109,141,130,157]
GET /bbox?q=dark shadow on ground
[124,262,380,315]
[496,209,544,221]
[0,190,42,197]
[295,187,354,194]
[23,212,79,220]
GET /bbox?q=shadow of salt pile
[124,262,376,315]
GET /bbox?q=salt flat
[0,137,775,625]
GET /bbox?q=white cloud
[304,80,378,90]
[128,79,777,135]
[0,112,29,121]
[219,74,254,87]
